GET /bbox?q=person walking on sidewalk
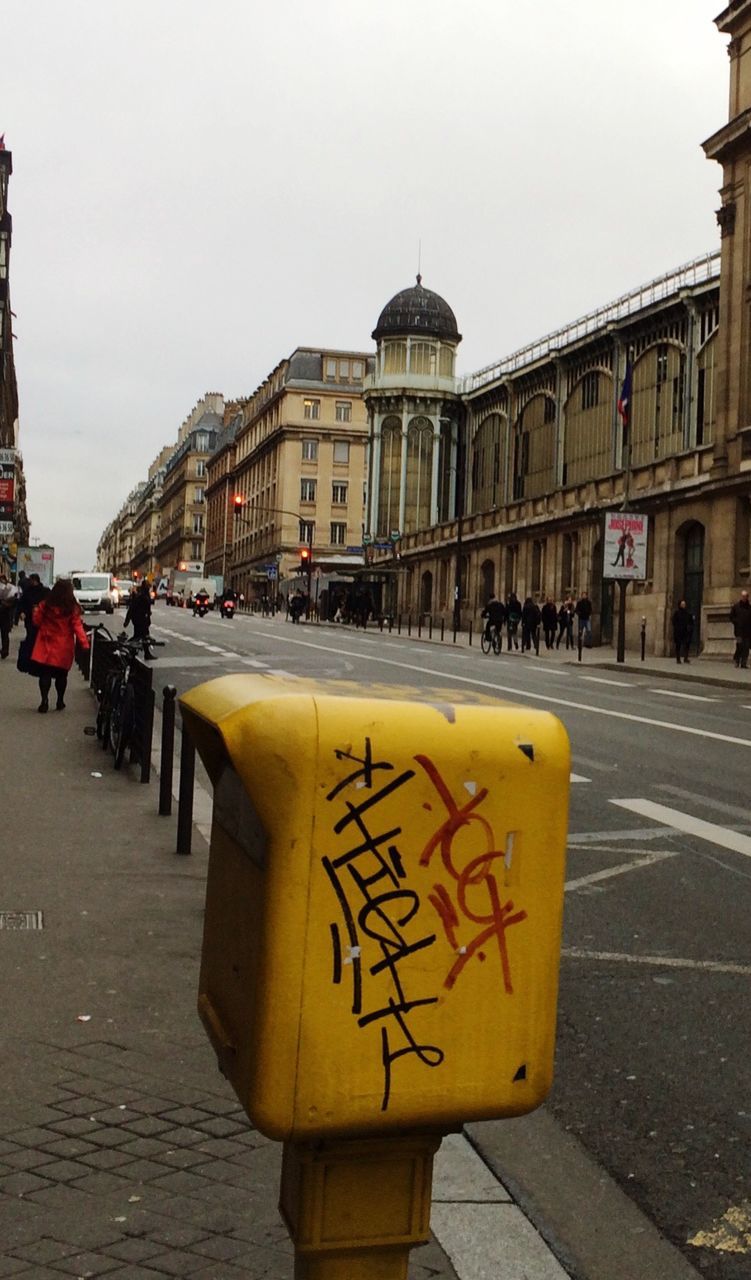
[521,597,541,653]
[506,592,522,650]
[730,589,751,669]
[30,578,89,712]
[0,573,17,659]
[541,597,558,650]
[556,597,575,649]
[575,591,593,645]
[125,581,153,652]
[672,599,694,664]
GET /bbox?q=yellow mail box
[180,674,570,1142]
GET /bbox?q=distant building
[216,348,373,602]
[153,395,224,578]
[0,142,29,568]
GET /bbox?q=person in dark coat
[124,582,152,644]
[31,578,90,712]
[521,597,541,653]
[672,599,694,664]
[15,573,48,662]
[506,593,522,651]
[575,591,593,644]
[730,589,751,669]
[556,598,575,649]
[541,597,558,650]
[481,594,506,644]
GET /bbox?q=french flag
[618,361,632,431]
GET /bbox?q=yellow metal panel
[181,675,570,1141]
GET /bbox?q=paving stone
[48,1252,122,1276]
[90,1107,143,1127]
[127,1098,174,1117]
[51,1097,105,1118]
[149,1170,211,1196]
[189,1237,249,1262]
[140,1251,208,1276]
[190,1138,248,1160]
[3,1148,56,1171]
[47,1117,100,1137]
[38,1160,91,1183]
[153,1126,206,1148]
[78,1148,134,1171]
[0,1259,29,1276]
[7,1127,57,1146]
[7,1240,78,1265]
[194,1097,243,1117]
[158,1148,207,1170]
[157,1107,209,1127]
[40,1138,98,1159]
[193,1117,249,1139]
[83,1128,132,1148]
[100,1238,163,1264]
[67,1171,131,1195]
[110,1158,167,1183]
[122,1117,173,1138]
[0,1170,52,1196]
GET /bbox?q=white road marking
[581,676,635,688]
[241,657,269,668]
[245,627,751,749]
[569,827,677,843]
[266,668,299,679]
[610,798,751,859]
[563,947,751,977]
[650,688,719,703]
[570,772,591,783]
[565,850,678,891]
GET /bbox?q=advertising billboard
[602,512,649,580]
[16,546,55,588]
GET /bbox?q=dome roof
[372,275,461,343]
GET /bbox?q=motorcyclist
[220,586,238,617]
[193,588,211,616]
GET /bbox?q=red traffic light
[232,494,244,509]
[300,547,311,561]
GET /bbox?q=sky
[3,0,729,573]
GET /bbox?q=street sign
[346,545,364,553]
[374,542,392,551]
[390,529,402,541]
[362,534,373,545]
[266,567,277,580]
[0,522,13,536]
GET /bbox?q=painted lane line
[241,657,269,668]
[562,947,751,977]
[246,627,751,750]
[569,827,677,844]
[565,850,678,892]
[650,688,719,703]
[570,772,591,783]
[610,798,751,859]
[581,676,635,688]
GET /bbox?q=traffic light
[300,546,312,573]
[233,494,245,511]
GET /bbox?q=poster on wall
[16,546,55,587]
[602,512,649,580]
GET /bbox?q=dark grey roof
[372,276,461,343]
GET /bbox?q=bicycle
[90,625,164,769]
[480,623,502,655]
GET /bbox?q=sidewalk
[0,636,570,1280]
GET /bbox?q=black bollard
[176,727,195,856]
[417,615,422,638]
[577,631,583,663]
[641,616,646,662]
[159,686,177,816]
[428,615,433,640]
[468,621,473,647]
[398,613,402,634]
[408,615,412,636]
[441,618,445,642]
[388,616,393,633]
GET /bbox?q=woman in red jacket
[31,579,89,713]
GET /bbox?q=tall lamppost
[232,498,314,615]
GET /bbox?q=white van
[71,572,115,614]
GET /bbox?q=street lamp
[232,498,315,616]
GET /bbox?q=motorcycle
[220,598,236,620]
[193,592,210,618]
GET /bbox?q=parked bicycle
[90,625,165,769]
[480,623,502,655]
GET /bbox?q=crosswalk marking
[570,772,591,783]
[565,850,678,892]
[610,798,751,859]
[581,676,635,688]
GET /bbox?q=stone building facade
[0,141,29,568]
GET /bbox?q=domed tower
[365,275,462,541]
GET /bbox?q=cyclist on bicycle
[481,594,506,646]
[124,582,153,656]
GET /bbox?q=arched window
[631,343,685,466]
[404,417,434,533]
[377,417,402,537]
[471,414,506,513]
[421,570,433,614]
[513,395,556,500]
[410,343,437,376]
[383,342,407,374]
[564,371,612,485]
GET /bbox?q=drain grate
[0,910,44,930]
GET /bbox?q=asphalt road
[141,604,751,1280]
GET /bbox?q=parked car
[71,572,116,614]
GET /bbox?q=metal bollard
[398,613,402,634]
[441,618,445,642]
[468,621,473,646]
[453,619,457,644]
[417,614,422,638]
[428,615,433,640]
[408,615,412,636]
[159,686,177,816]
[577,631,583,663]
[379,616,384,632]
[176,727,196,855]
[388,616,393,633]
[640,616,646,661]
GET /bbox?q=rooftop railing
[461,249,721,394]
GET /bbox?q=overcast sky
[4,0,728,573]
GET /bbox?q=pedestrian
[506,592,521,651]
[481,594,506,646]
[672,599,694,664]
[0,572,18,659]
[125,581,153,651]
[521,597,541,653]
[30,578,90,712]
[541,597,558,650]
[730,589,751,669]
[556,597,575,650]
[575,591,593,645]
[15,573,48,667]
